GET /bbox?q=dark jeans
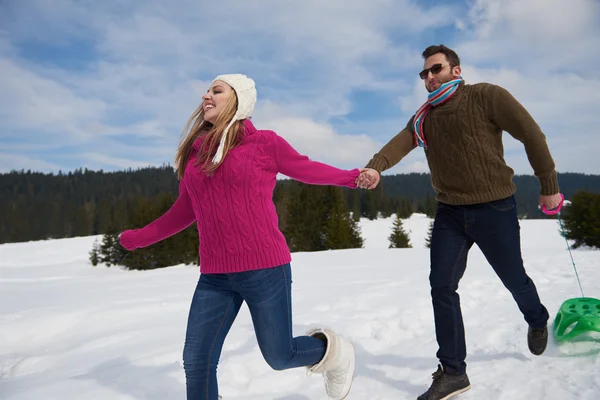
[182,263,326,400]
[429,195,549,375]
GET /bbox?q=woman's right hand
[119,229,140,251]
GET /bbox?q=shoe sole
[437,384,472,400]
[333,341,356,400]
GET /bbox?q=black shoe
[417,364,471,400]
[528,325,548,355]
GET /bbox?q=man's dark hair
[422,44,460,67]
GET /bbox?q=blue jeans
[182,263,326,400]
[430,195,549,375]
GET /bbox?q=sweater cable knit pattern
[120,119,360,274]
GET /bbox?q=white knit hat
[210,73,257,163]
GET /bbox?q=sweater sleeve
[272,133,360,188]
[365,116,417,173]
[123,180,196,249]
[485,84,560,196]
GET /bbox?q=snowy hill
[1,214,599,399]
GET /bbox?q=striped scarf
[412,77,463,149]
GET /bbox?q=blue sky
[1,0,599,175]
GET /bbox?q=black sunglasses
[419,63,448,80]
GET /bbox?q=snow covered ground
[1,214,599,399]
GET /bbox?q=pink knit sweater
[119,119,360,273]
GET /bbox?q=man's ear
[453,65,462,78]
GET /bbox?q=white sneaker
[306,328,355,400]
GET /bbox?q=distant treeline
[1,166,599,245]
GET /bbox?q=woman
[119,74,361,400]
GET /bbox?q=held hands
[356,168,380,189]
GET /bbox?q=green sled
[553,297,600,342]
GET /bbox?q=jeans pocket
[487,196,515,212]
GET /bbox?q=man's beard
[427,73,454,93]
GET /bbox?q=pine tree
[561,191,600,249]
[361,191,378,220]
[425,220,434,248]
[89,238,100,266]
[98,227,126,266]
[46,201,62,239]
[352,191,361,222]
[388,212,411,248]
[280,183,363,252]
[282,182,325,252]
[274,181,293,235]
[73,204,91,237]
[373,183,393,218]
[119,192,199,270]
[94,199,112,234]
[416,201,426,214]
[424,193,437,218]
[2,168,598,245]
[324,186,364,249]
[397,197,413,219]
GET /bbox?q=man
[358,44,562,400]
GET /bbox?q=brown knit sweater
[365,81,560,205]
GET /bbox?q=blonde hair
[174,89,243,179]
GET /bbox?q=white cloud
[397,62,600,174]
[460,65,600,129]
[260,116,380,166]
[0,153,62,173]
[453,0,600,175]
[390,0,600,175]
[384,157,429,175]
[455,0,600,70]
[0,59,106,140]
[2,0,458,173]
[77,153,159,171]
[462,0,597,42]
[0,0,598,176]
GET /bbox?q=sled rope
[556,212,585,298]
